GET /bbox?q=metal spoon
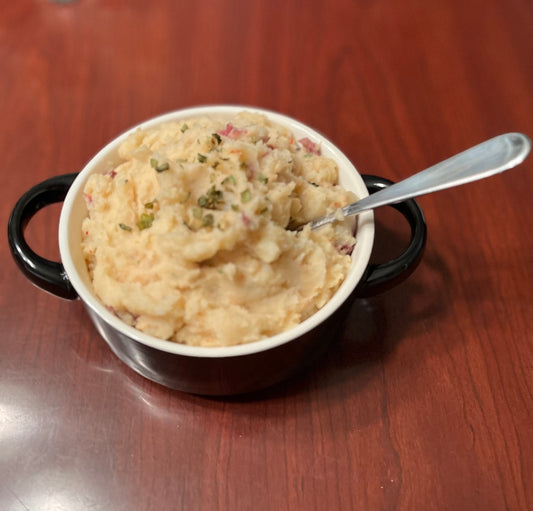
[300,132,531,231]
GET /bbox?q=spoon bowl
[302,133,531,231]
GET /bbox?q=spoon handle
[309,132,531,231]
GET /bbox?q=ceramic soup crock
[8,106,426,395]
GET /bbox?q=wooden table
[2,1,532,509]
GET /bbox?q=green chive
[212,133,222,144]
[137,213,154,230]
[192,207,203,219]
[119,223,132,231]
[241,189,251,203]
[197,186,224,209]
[258,173,268,184]
[150,158,169,172]
[181,123,189,133]
[202,214,214,227]
[197,153,207,163]
[222,175,236,186]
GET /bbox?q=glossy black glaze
[7,173,79,300]
[356,174,427,297]
[85,305,341,395]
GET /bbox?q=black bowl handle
[355,174,427,297]
[7,173,79,300]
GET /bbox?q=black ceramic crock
[8,106,426,395]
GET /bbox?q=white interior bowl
[52,106,375,394]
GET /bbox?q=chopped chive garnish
[197,185,223,209]
[119,223,132,231]
[144,201,156,209]
[181,123,189,133]
[222,175,236,186]
[202,214,214,227]
[197,153,207,163]
[231,204,240,211]
[137,213,154,230]
[206,133,222,151]
[192,207,203,219]
[258,173,268,184]
[241,189,251,203]
[150,158,170,172]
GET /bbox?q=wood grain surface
[1,1,532,510]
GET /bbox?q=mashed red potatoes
[81,111,357,346]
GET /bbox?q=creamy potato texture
[81,112,357,346]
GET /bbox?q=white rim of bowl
[59,105,374,358]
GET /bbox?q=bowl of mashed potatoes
[8,106,426,395]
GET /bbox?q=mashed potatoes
[81,111,357,346]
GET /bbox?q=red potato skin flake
[241,212,252,228]
[335,242,355,256]
[299,137,321,155]
[105,169,117,178]
[83,193,93,205]
[219,123,246,139]
[246,162,256,179]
